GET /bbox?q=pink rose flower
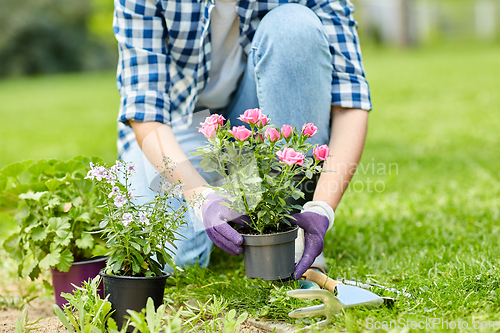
[228,126,253,141]
[302,123,318,137]
[276,147,305,166]
[281,124,293,139]
[238,108,269,126]
[265,128,280,142]
[198,114,225,138]
[198,124,217,138]
[255,133,264,143]
[313,144,330,161]
[201,114,225,127]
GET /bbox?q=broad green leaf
[46,197,61,209]
[76,212,90,222]
[45,179,65,192]
[28,160,56,176]
[0,162,26,178]
[54,232,73,247]
[19,191,48,202]
[305,169,313,179]
[56,249,74,272]
[22,248,41,278]
[3,233,22,261]
[39,249,61,269]
[31,227,48,241]
[72,196,84,207]
[76,233,94,249]
[48,217,71,238]
[14,205,30,224]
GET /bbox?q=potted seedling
[87,160,192,331]
[195,109,329,280]
[0,156,108,307]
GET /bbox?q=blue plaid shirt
[114,0,372,157]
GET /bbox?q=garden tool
[340,278,411,299]
[287,269,384,329]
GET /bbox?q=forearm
[130,121,208,200]
[313,106,369,211]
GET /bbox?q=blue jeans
[122,3,333,272]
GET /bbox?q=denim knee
[253,3,330,57]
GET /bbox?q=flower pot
[100,272,169,331]
[242,226,299,280]
[50,256,107,307]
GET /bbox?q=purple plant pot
[50,256,107,307]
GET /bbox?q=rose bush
[194,109,330,234]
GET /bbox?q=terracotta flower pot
[50,256,107,307]
[242,226,298,280]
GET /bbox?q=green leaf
[46,197,61,209]
[48,217,71,238]
[305,169,313,179]
[72,196,84,207]
[56,249,74,272]
[244,177,262,184]
[76,212,90,222]
[18,191,48,202]
[76,233,94,249]
[14,205,30,224]
[3,233,22,261]
[39,249,61,269]
[45,179,65,192]
[31,227,48,241]
[0,162,26,178]
[53,304,76,333]
[29,160,59,176]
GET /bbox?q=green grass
[1,42,500,332]
[0,71,119,167]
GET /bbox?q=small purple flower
[85,169,94,180]
[171,184,185,197]
[128,191,136,201]
[109,164,118,175]
[93,166,108,181]
[126,163,137,176]
[122,213,133,227]
[108,186,120,198]
[139,213,150,226]
[161,181,172,193]
[114,195,126,208]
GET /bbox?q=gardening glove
[194,189,250,256]
[290,201,334,280]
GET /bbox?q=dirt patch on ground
[0,300,67,333]
[0,280,277,333]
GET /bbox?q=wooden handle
[302,269,342,293]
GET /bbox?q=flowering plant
[86,160,189,277]
[194,109,330,234]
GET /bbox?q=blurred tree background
[0,0,498,77]
[0,0,115,77]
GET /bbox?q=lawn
[1,42,500,332]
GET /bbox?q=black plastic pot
[242,226,298,280]
[100,272,169,331]
[50,256,107,307]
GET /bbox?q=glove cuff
[194,188,216,223]
[302,201,335,231]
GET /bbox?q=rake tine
[288,304,327,319]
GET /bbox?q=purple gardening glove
[202,193,250,256]
[288,212,329,280]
